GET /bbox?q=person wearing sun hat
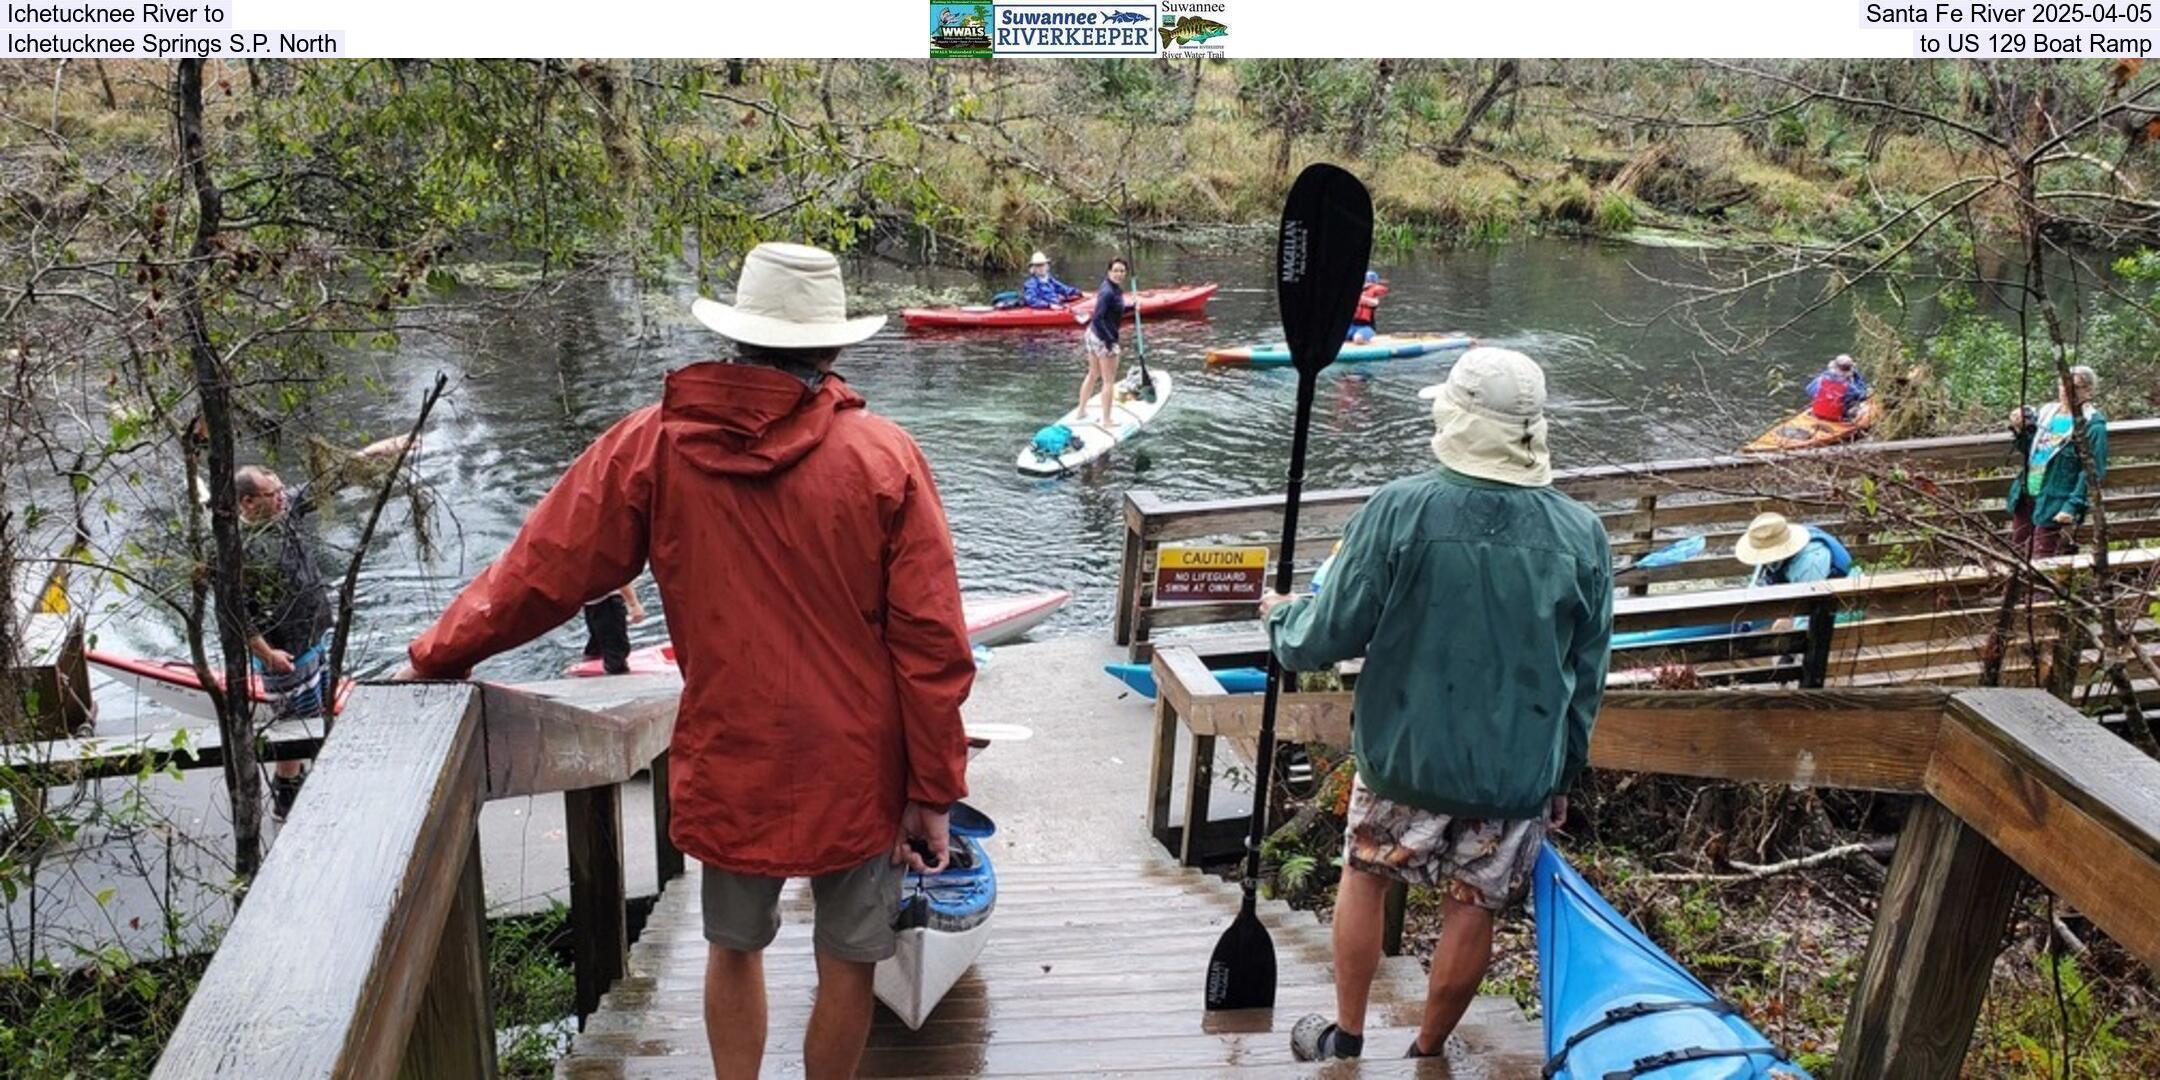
[1019,249,1081,308]
[1261,347,1613,1063]
[1732,511,1854,586]
[396,242,973,1079]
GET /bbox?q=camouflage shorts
[1342,774,1545,911]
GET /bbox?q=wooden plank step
[598,955,1433,1006]
[636,918,1332,957]
[561,1014,1535,1077]
[582,995,1463,1047]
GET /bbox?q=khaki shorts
[700,854,902,963]
[1342,773,1545,912]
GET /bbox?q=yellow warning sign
[1154,545,1268,604]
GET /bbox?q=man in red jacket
[395,242,974,1079]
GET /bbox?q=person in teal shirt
[1263,348,1612,1063]
[2008,366,2108,559]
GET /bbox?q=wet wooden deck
[557,861,1542,1078]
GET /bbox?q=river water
[84,238,1863,684]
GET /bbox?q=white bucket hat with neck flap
[1417,346,1553,487]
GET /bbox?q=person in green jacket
[1262,347,1614,1063]
[2007,365,2108,559]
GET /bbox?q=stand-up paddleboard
[875,802,998,1029]
[1206,332,1475,368]
[566,589,1071,678]
[1536,844,1810,1079]
[1016,370,1173,477]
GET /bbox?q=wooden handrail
[154,679,683,1078]
[1142,652,2160,1080]
[154,683,488,1078]
[1117,418,2160,652]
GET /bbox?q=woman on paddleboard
[1074,256,1128,428]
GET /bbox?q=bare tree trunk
[1437,59,1517,165]
[1342,59,1394,159]
[93,61,116,109]
[174,59,263,880]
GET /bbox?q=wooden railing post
[399,830,498,1079]
[1628,495,1656,597]
[1116,517,1145,647]
[1839,799,2023,1079]
[566,783,629,1025]
[650,750,685,885]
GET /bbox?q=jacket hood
[661,361,864,476]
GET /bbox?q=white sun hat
[690,242,886,350]
[1029,251,1050,266]
[1417,346,1552,487]
[1732,512,1811,566]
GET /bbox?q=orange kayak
[1742,400,1878,453]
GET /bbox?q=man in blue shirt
[1020,251,1081,308]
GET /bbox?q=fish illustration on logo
[1158,14,1228,47]
[1103,9,1149,22]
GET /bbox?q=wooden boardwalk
[557,861,1542,1079]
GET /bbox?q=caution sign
[1154,545,1268,605]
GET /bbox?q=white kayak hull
[874,916,992,1030]
[1016,370,1173,476]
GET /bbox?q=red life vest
[1810,374,1851,420]
[1355,283,1387,323]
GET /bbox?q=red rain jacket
[407,362,974,877]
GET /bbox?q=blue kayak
[1207,332,1475,368]
[1103,662,1268,699]
[1537,844,1810,1079]
[878,801,999,1029]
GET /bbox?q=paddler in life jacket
[1732,512,1854,586]
[1804,354,1870,421]
[1021,251,1082,308]
[1349,270,1387,343]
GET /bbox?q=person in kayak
[1074,256,1130,428]
[1732,513,1854,586]
[1020,251,1082,308]
[1804,354,1869,421]
[2008,365,2108,559]
[1350,269,1386,344]
[233,432,416,822]
[579,581,647,674]
[394,242,973,1080]
[1260,348,1613,1063]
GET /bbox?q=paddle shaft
[1122,182,1152,389]
[1238,373,1318,908]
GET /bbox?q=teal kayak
[1206,332,1474,368]
[1103,662,1267,699]
[1536,844,1810,1079]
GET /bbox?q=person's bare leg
[275,759,303,780]
[1098,354,1119,425]
[1076,361,1099,420]
[803,949,878,1080]
[1411,896,1495,1054]
[704,945,767,1079]
[1331,865,1391,1037]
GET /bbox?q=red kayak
[565,589,1071,678]
[85,649,357,722]
[899,284,1217,329]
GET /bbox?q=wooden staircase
[558,861,1542,1078]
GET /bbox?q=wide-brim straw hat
[1733,512,1810,566]
[1417,346,1552,487]
[691,242,885,350]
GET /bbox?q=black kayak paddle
[1204,162,1373,1012]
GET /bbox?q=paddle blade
[1276,163,1375,377]
[1204,904,1277,1010]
